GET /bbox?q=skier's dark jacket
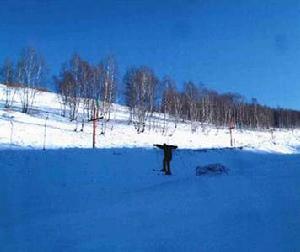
[155,144,178,161]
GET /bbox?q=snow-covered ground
[1,148,300,251]
[1,84,300,251]
[1,84,300,153]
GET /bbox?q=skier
[154,143,178,175]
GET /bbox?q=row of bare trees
[0,47,46,113]
[54,54,117,131]
[159,80,300,130]
[1,48,300,131]
[124,71,300,132]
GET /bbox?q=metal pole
[10,119,14,146]
[229,128,233,147]
[89,105,103,149]
[93,119,96,148]
[93,107,96,148]
[43,113,49,150]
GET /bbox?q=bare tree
[100,55,118,121]
[55,54,85,121]
[124,67,138,124]
[0,58,16,108]
[124,66,158,133]
[17,47,46,113]
[161,76,178,131]
[183,81,199,132]
[56,69,77,119]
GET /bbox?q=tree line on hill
[0,47,46,113]
[1,46,300,132]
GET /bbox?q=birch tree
[0,58,16,108]
[124,66,158,133]
[17,47,46,113]
[100,55,117,121]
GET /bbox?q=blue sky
[0,0,300,108]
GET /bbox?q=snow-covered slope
[1,84,300,251]
[1,148,300,251]
[0,84,300,153]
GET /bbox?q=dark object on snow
[154,144,178,175]
[193,146,243,153]
[196,163,229,176]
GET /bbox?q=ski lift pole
[93,109,97,148]
[10,119,14,146]
[229,121,235,147]
[89,104,103,149]
[43,113,49,150]
[229,128,233,147]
